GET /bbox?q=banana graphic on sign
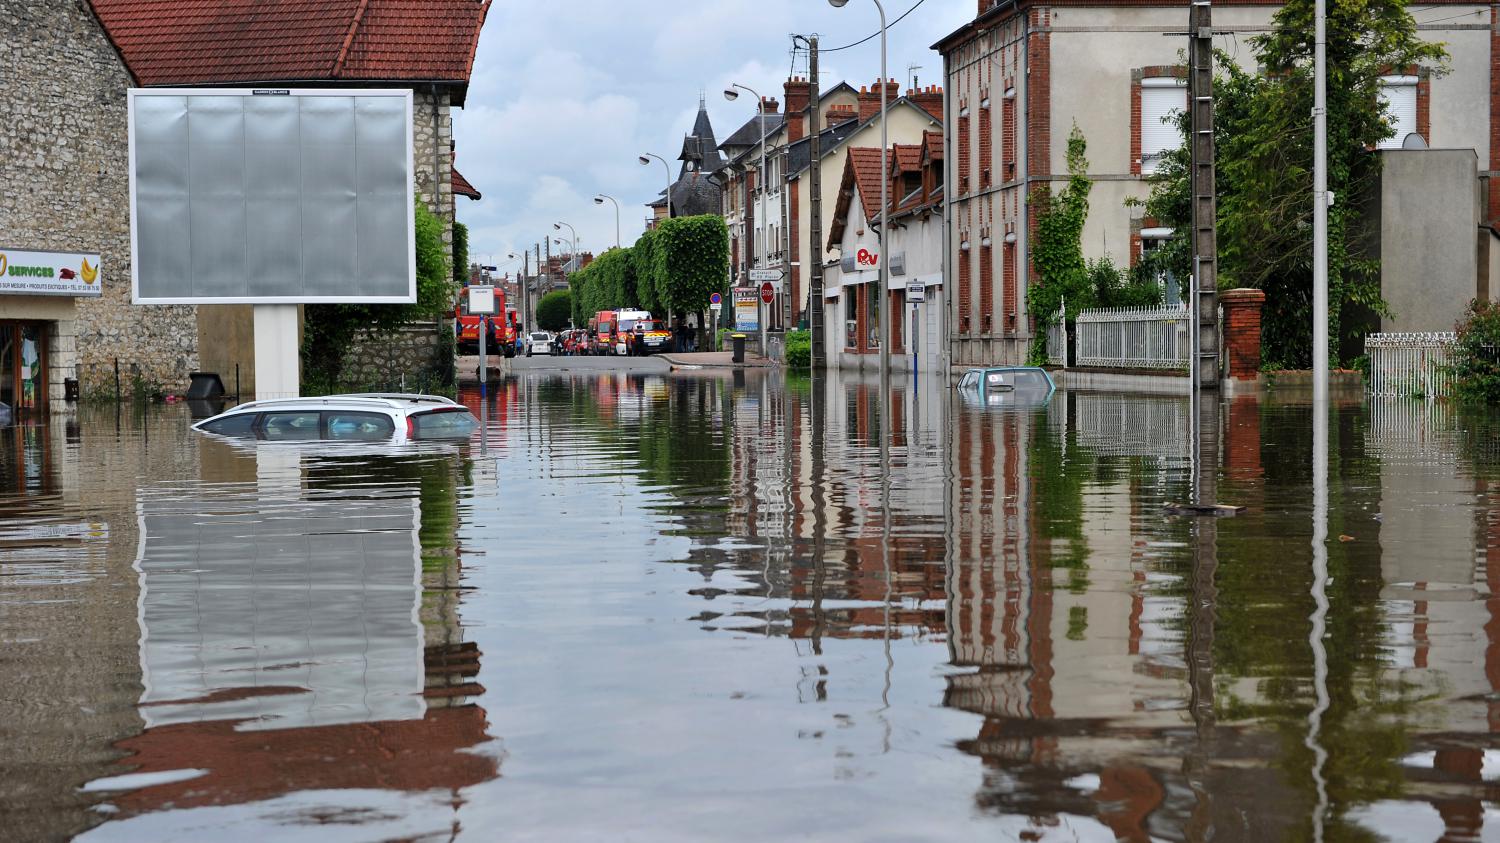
[81,258,97,285]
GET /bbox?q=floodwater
[4,371,1500,841]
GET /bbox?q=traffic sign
[749,269,781,282]
[710,292,722,305]
[710,303,722,312]
[760,282,775,305]
[906,281,926,303]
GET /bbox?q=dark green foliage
[302,199,457,391]
[650,216,729,316]
[451,221,468,287]
[1090,257,1163,309]
[1136,1,1447,368]
[560,217,728,340]
[1452,300,1500,404]
[1029,125,1092,325]
[784,329,810,367]
[536,290,573,332]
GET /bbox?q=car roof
[218,393,459,414]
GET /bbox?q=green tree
[451,221,469,287]
[652,215,729,344]
[302,199,456,392]
[1137,2,1447,368]
[1029,125,1093,328]
[535,289,573,332]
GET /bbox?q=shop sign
[0,248,102,297]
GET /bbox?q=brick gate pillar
[1220,288,1266,382]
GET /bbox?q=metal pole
[597,195,621,249]
[877,0,890,403]
[479,313,487,399]
[808,36,825,369]
[1313,0,1329,399]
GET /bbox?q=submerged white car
[192,393,479,442]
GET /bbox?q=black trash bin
[186,372,226,400]
[730,333,747,364]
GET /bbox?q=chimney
[826,104,858,124]
[858,79,901,121]
[906,84,944,121]
[759,97,779,114]
[784,76,810,141]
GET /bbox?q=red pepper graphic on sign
[58,268,77,280]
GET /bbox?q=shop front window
[866,283,881,350]
[0,322,49,414]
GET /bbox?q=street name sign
[906,281,926,303]
[748,269,780,282]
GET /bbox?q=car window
[410,408,479,438]
[200,413,257,436]
[261,411,321,441]
[325,411,395,441]
[531,333,549,341]
[958,372,978,389]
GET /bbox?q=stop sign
[759,281,775,304]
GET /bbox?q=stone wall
[414,90,455,252]
[0,0,199,398]
[339,321,450,391]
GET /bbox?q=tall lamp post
[594,194,621,249]
[725,83,770,343]
[639,153,673,221]
[553,221,578,270]
[829,0,889,395]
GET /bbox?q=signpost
[758,282,775,357]
[906,281,924,382]
[709,293,723,351]
[467,285,498,398]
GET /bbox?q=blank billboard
[128,89,416,304]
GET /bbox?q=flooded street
[5,371,1500,841]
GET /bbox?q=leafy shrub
[784,329,810,367]
[535,290,573,332]
[1452,300,1500,403]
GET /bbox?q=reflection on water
[5,377,1500,839]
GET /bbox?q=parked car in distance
[192,394,479,442]
[626,319,673,356]
[525,331,553,356]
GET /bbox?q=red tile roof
[89,0,488,102]
[893,145,922,175]
[452,166,481,200]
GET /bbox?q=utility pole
[543,237,551,332]
[522,249,530,338]
[1188,0,1220,512]
[808,35,825,369]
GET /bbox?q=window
[1378,75,1418,149]
[1141,77,1186,174]
[845,292,858,349]
[260,411,321,441]
[411,409,479,438]
[325,412,395,441]
[201,413,257,436]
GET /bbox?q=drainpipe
[1017,15,1030,359]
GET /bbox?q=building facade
[0,0,487,407]
[936,0,1496,366]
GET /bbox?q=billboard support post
[253,305,300,400]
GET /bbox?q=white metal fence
[1075,304,1190,369]
[1365,332,1456,398]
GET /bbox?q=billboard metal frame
[127,87,417,305]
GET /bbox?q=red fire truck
[455,287,520,357]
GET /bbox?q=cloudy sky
[451,0,972,274]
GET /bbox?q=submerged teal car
[956,367,1056,408]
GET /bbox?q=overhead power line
[823,0,930,53]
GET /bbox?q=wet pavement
[4,372,1500,840]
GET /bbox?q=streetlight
[640,153,672,220]
[726,82,772,341]
[553,222,578,276]
[829,0,889,393]
[594,194,621,249]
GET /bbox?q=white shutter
[1378,76,1418,149]
[1140,78,1186,174]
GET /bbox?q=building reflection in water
[86,443,497,834]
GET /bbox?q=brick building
[0,0,487,406]
[935,0,1496,366]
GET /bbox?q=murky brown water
[4,372,1500,841]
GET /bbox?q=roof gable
[89,0,488,101]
